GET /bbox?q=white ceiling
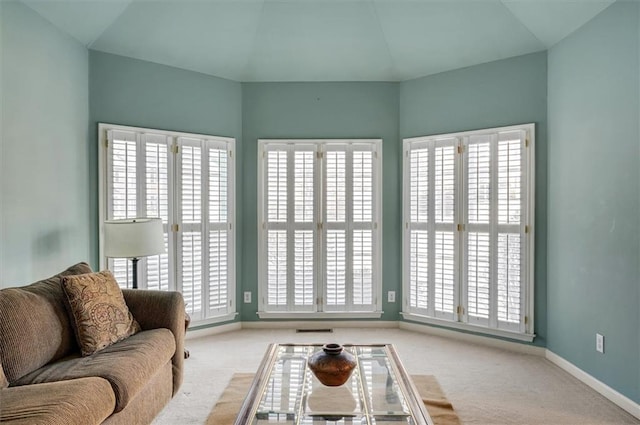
[21,0,616,82]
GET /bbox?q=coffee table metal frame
[235,343,434,425]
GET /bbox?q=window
[99,124,235,324]
[402,124,535,341]
[258,140,382,317]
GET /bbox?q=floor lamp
[104,218,165,289]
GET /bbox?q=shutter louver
[182,231,203,316]
[434,231,455,314]
[181,144,202,224]
[353,151,373,222]
[326,230,346,306]
[353,230,373,305]
[467,232,490,320]
[294,230,314,306]
[209,148,228,223]
[111,137,137,220]
[267,230,287,306]
[498,233,521,323]
[268,151,287,223]
[498,134,522,225]
[326,151,346,223]
[435,146,455,223]
[467,139,491,224]
[409,230,429,309]
[209,230,227,311]
[294,151,313,223]
[410,148,429,223]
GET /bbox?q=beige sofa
[0,263,185,425]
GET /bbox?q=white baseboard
[399,321,546,356]
[185,322,241,340]
[241,320,399,330]
[545,350,640,419]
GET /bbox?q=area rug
[206,373,461,425]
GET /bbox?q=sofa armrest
[122,289,185,395]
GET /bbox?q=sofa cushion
[0,263,92,383]
[62,270,141,356]
[0,377,116,425]
[13,328,176,412]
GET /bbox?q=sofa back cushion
[0,263,92,383]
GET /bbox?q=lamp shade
[104,218,165,258]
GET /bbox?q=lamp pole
[131,257,139,289]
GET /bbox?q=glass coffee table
[235,343,434,425]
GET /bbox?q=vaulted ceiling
[21,0,615,82]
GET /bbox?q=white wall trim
[545,350,640,420]
[241,320,398,330]
[401,312,536,343]
[256,311,383,320]
[186,322,241,340]
[399,321,545,356]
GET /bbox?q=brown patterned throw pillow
[62,270,141,356]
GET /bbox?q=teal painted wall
[241,82,400,321]
[547,1,640,403]
[1,2,90,288]
[89,51,243,317]
[399,52,548,346]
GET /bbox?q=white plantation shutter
[106,130,173,290]
[495,130,526,330]
[404,138,458,320]
[404,124,533,338]
[176,136,235,320]
[324,144,377,312]
[106,129,137,288]
[142,134,173,292]
[464,134,493,326]
[259,140,381,314]
[263,144,317,312]
[177,138,204,318]
[101,124,235,323]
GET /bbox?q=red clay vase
[308,343,357,386]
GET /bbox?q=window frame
[98,123,237,326]
[257,139,383,319]
[401,124,535,342]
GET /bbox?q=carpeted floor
[153,328,640,425]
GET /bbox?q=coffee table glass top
[237,344,433,425]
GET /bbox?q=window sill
[257,311,384,320]
[190,312,238,329]
[400,312,535,343]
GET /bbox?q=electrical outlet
[244,292,252,303]
[388,291,396,303]
[596,333,604,353]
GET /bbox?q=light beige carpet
[153,329,640,425]
[206,372,461,425]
